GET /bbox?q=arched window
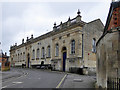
[71,40,75,54]
[32,50,35,60]
[55,44,59,56]
[92,38,96,53]
[42,47,45,58]
[47,46,51,57]
[36,48,40,59]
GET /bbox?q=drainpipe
[82,34,84,67]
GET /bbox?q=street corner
[2,69,24,82]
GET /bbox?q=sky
[1,0,112,55]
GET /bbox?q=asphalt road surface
[2,68,66,88]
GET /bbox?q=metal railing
[107,77,120,90]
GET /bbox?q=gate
[107,77,120,90]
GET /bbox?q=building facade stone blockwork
[96,1,120,88]
[10,10,104,73]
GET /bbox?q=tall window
[18,54,19,62]
[20,53,22,61]
[16,54,17,62]
[36,48,39,59]
[47,46,51,57]
[92,38,96,53]
[55,44,59,56]
[32,50,35,60]
[71,40,75,54]
[23,52,25,61]
[42,47,45,58]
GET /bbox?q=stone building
[10,10,104,73]
[96,1,120,88]
[0,50,10,71]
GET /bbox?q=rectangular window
[92,38,96,53]
[55,44,59,56]
[36,49,39,59]
[42,47,45,58]
[32,50,35,60]
[71,40,75,54]
[48,46,51,57]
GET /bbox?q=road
[2,68,66,88]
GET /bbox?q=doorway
[27,53,30,68]
[62,47,67,72]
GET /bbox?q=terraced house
[10,10,104,73]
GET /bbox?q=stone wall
[96,30,120,88]
[83,19,104,68]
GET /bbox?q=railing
[107,77,120,90]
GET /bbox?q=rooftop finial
[60,21,62,25]
[31,34,33,38]
[68,16,71,21]
[53,22,57,31]
[54,22,56,26]
[77,9,80,15]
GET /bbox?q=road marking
[12,82,23,84]
[56,74,67,88]
[2,86,8,88]
[2,72,28,84]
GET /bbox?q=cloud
[81,2,110,24]
[2,1,111,55]
[1,0,112,3]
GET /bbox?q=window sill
[70,53,76,55]
[46,57,51,58]
[36,58,39,60]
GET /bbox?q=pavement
[1,68,25,82]
[61,73,96,88]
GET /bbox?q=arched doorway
[27,53,30,68]
[62,47,67,72]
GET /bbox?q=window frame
[92,38,96,53]
[32,49,35,60]
[47,46,51,58]
[71,39,75,54]
[55,43,59,57]
[41,47,45,59]
[36,48,40,60]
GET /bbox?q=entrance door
[27,53,30,68]
[63,52,66,72]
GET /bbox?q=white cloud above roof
[1,1,111,55]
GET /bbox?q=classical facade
[10,10,104,73]
[96,1,120,88]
